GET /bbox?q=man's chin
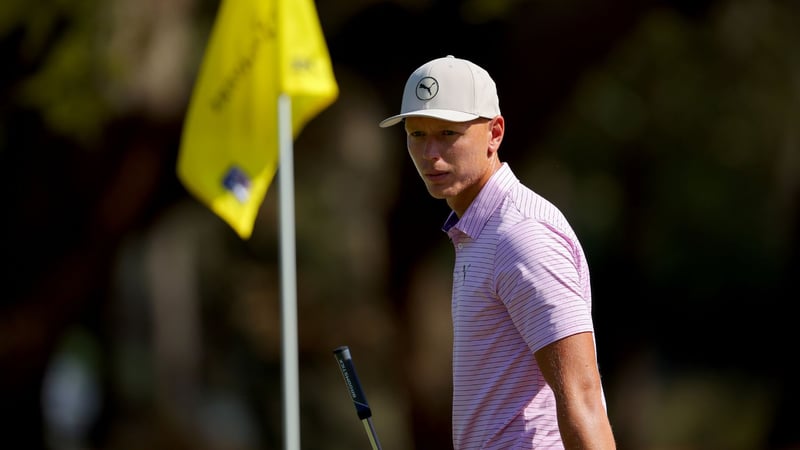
[425,187,449,200]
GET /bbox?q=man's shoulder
[495,184,581,244]
[505,182,566,222]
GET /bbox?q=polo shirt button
[457,243,463,250]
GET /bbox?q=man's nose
[422,139,441,159]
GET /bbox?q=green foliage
[534,0,798,291]
[7,0,110,145]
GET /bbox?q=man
[379,55,616,449]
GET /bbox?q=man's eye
[442,130,457,136]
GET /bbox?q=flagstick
[278,93,301,450]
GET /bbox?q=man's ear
[489,115,505,154]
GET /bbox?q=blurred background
[1,0,798,449]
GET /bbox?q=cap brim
[378,109,480,128]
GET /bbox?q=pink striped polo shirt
[443,163,597,449]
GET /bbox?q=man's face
[404,116,499,215]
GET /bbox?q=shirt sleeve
[495,218,594,354]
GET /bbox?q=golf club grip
[333,346,372,420]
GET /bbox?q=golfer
[380,55,616,449]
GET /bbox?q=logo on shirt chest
[454,264,471,286]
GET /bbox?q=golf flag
[177,0,338,239]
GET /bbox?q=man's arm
[535,331,617,449]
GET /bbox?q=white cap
[379,55,501,128]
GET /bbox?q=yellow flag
[177,0,338,239]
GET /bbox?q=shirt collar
[441,163,517,238]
